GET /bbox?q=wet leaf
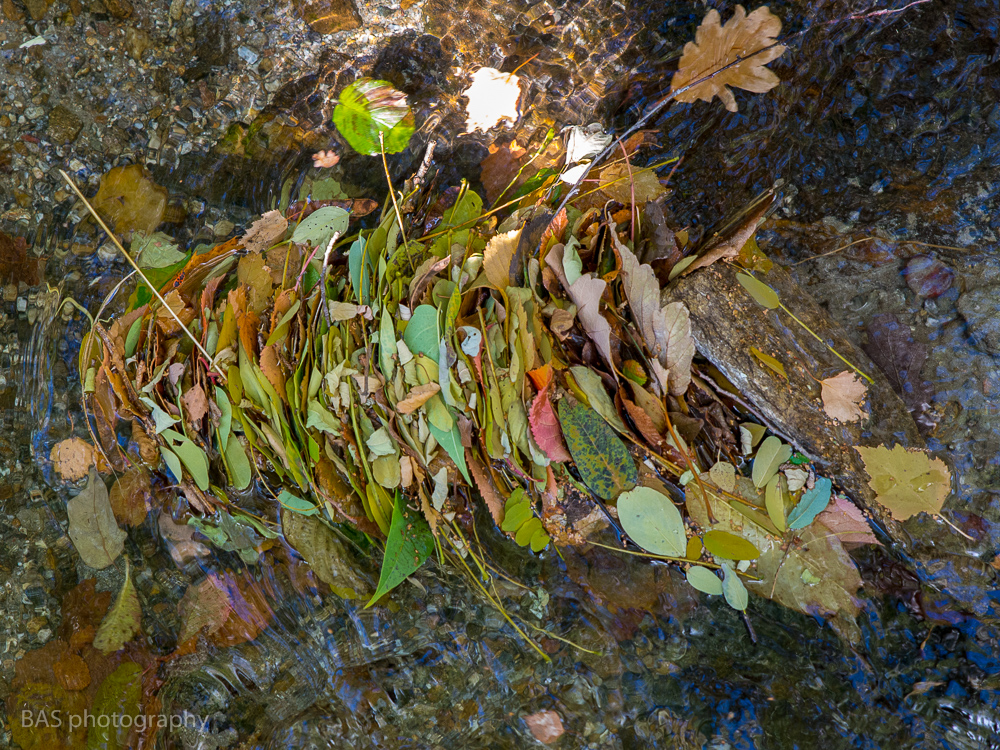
[686,565,724,595]
[108,467,154,527]
[92,559,141,654]
[178,574,233,643]
[240,209,288,255]
[291,205,350,249]
[133,230,185,268]
[750,346,787,379]
[751,435,791,488]
[704,528,760,561]
[88,661,142,750]
[462,67,522,133]
[820,370,868,423]
[815,495,878,546]
[736,272,780,309]
[787,476,832,530]
[333,78,415,155]
[92,164,167,236]
[599,163,665,204]
[281,510,371,598]
[278,489,319,516]
[854,444,951,522]
[671,5,787,113]
[557,400,637,500]
[161,429,210,490]
[721,563,749,610]
[51,437,96,482]
[367,492,434,606]
[524,709,565,745]
[617,486,687,556]
[67,468,126,569]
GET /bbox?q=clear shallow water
[8,0,1000,748]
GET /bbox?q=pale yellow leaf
[239,210,288,256]
[855,444,952,522]
[820,370,867,423]
[93,558,142,654]
[670,5,787,113]
[600,163,666,204]
[462,67,522,133]
[483,228,522,290]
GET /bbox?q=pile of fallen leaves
[49,4,960,656]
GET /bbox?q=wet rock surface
[956,283,1000,355]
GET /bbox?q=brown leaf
[154,288,196,336]
[468,453,505,527]
[480,140,528,204]
[131,419,159,466]
[51,437,95,482]
[524,710,565,744]
[108,467,154,527]
[0,229,40,286]
[599,163,666,205]
[815,495,878,547]
[820,371,867,423]
[670,5,787,113]
[396,382,441,414]
[53,653,91,692]
[237,251,275,314]
[177,574,233,644]
[621,395,664,447]
[530,385,573,463]
[158,512,211,565]
[240,210,289,257]
[67,468,126,569]
[181,383,209,425]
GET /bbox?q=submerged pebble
[905,255,954,298]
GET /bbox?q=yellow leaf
[855,444,951,522]
[483,227,522,290]
[395,382,441,414]
[750,346,786,379]
[820,370,867,423]
[671,5,787,113]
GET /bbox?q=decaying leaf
[92,559,142,654]
[524,709,565,744]
[670,5,787,113]
[281,510,372,599]
[51,437,96,482]
[67,468,126,570]
[396,382,442,414]
[558,400,637,500]
[815,495,878,547]
[855,444,952,522]
[820,371,867,423]
[599,163,666,205]
[463,67,522,133]
[108,467,155,527]
[177,574,234,644]
[240,210,289,256]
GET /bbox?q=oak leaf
[855,444,951,522]
[820,370,867,423]
[670,5,787,113]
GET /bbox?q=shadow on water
[11,0,1000,747]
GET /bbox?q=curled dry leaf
[820,370,867,423]
[670,4,787,113]
[51,437,95,481]
[312,149,341,169]
[463,67,521,133]
[396,382,442,414]
[181,383,209,425]
[240,209,289,256]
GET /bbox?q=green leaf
[617,486,687,556]
[765,474,786,532]
[379,311,396,380]
[558,400,637,500]
[686,565,724,595]
[529,527,550,552]
[403,305,440,362]
[348,236,375,305]
[88,662,142,750]
[366,492,434,606]
[515,517,542,546]
[428,420,471,483]
[440,189,483,230]
[278,489,318,516]
[739,422,767,455]
[333,78,415,156]
[569,365,628,433]
[225,433,252,490]
[160,446,183,483]
[93,558,141,654]
[703,529,760,560]
[709,460,736,493]
[291,205,350,249]
[563,237,583,286]
[736,272,780,309]
[162,431,210,490]
[133,231,186,269]
[721,564,749,611]
[854,444,952,522]
[751,435,791,488]
[501,498,532,532]
[215,386,232,447]
[787,476,833,530]
[124,318,142,358]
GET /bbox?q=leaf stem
[379,132,414,273]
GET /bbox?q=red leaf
[529,386,572,463]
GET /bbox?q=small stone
[16,297,27,313]
[957,284,1000,355]
[294,0,362,34]
[213,220,235,237]
[905,255,954,299]
[46,104,84,144]
[237,45,259,64]
[3,284,18,302]
[97,242,118,263]
[25,616,46,634]
[70,243,95,256]
[24,0,48,21]
[124,27,152,61]
[2,0,24,22]
[25,106,45,120]
[102,0,132,18]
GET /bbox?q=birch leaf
[68,468,126,569]
[821,371,868,423]
[483,228,522,290]
[854,444,952,522]
[671,5,787,113]
[93,559,142,654]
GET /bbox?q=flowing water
[4,0,1000,747]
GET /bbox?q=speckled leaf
[557,400,637,500]
[367,492,434,606]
